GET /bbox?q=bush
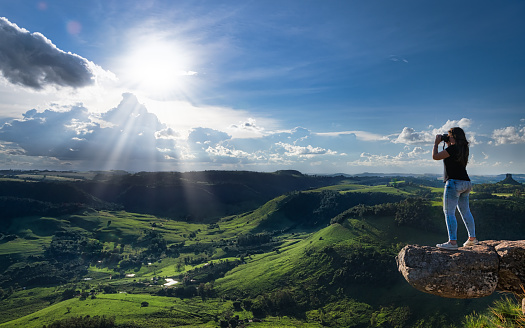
[61,287,77,300]
[394,197,433,229]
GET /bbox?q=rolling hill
[0,171,523,327]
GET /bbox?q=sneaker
[463,238,479,247]
[436,241,459,250]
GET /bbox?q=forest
[0,170,523,327]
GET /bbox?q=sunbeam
[92,94,161,172]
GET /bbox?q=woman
[432,127,478,250]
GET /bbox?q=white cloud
[389,55,408,63]
[155,127,181,140]
[206,145,252,159]
[393,127,432,144]
[491,126,525,145]
[439,118,472,130]
[140,98,277,139]
[349,146,432,168]
[2,90,517,174]
[0,93,356,171]
[188,127,231,145]
[315,130,388,142]
[407,146,427,158]
[275,142,337,158]
[393,118,473,145]
[229,118,266,138]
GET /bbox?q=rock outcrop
[396,240,525,299]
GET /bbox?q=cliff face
[396,240,525,299]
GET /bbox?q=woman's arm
[432,135,450,160]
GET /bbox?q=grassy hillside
[0,176,523,327]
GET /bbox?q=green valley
[0,171,524,327]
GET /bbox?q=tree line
[330,197,435,230]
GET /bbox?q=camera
[441,134,450,143]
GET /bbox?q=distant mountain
[0,180,116,219]
[0,171,347,222]
[498,173,522,185]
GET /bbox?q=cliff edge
[396,240,525,299]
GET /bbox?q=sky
[0,0,524,175]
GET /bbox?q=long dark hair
[449,127,469,167]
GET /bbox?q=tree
[394,198,432,229]
[62,287,77,300]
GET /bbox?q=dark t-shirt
[443,145,470,182]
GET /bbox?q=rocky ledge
[396,240,525,299]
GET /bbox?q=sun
[118,40,198,97]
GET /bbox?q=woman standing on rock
[432,127,478,250]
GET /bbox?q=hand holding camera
[434,133,450,146]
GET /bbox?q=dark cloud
[0,94,171,169]
[0,17,96,89]
[0,104,94,158]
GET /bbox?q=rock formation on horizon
[499,173,522,186]
[396,240,525,299]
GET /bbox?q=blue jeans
[443,179,476,241]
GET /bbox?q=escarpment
[396,240,525,299]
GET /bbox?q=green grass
[132,257,184,277]
[0,235,51,256]
[316,183,411,195]
[0,293,245,328]
[214,224,361,297]
[494,193,513,197]
[249,316,322,327]
[0,287,58,324]
[0,216,65,256]
[15,174,80,182]
[85,211,207,244]
[317,182,446,202]
[463,297,525,328]
[4,216,65,236]
[0,178,30,182]
[222,195,290,230]
[306,299,374,327]
[316,184,368,192]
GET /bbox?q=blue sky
[0,0,524,175]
